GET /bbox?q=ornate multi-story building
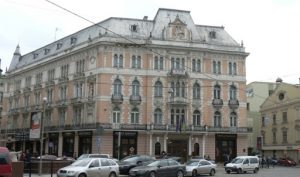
[1,8,250,161]
[260,79,300,161]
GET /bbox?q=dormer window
[209,31,216,39]
[33,53,39,59]
[56,43,62,50]
[44,48,50,55]
[130,25,138,32]
[71,37,77,45]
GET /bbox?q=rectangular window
[25,76,31,88]
[61,64,69,78]
[272,131,277,144]
[59,109,66,126]
[75,82,84,98]
[36,72,43,85]
[35,92,40,105]
[282,131,287,143]
[131,112,139,124]
[273,114,277,125]
[15,80,21,90]
[113,111,120,123]
[47,69,55,81]
[60,86,67,100]
[282,112,287,123]
[76,59,85,73]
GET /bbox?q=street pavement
[24,165,300,177]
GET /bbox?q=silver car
[57,157,119,177]
[185,159,216,176]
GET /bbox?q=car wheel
[78,173,86,177]
[109,172,116,177]
[210,169,215,176]
[176,170,184,177]
[192,169,197,177]
[226,170,230,174]
[237,168,242,174]
[253,168,258,173]
[149,171,156,177]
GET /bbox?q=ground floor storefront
[6,129,248,162]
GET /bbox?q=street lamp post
[39,97,47,176]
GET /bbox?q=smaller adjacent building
[260,79,300,162]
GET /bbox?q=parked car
[186,159,216,176]
[57,157,119,177]
[77,153,118,162]
[129,158,186,177]
[118,155,155,175]
[225,156,259,174]
[278,158,297,166]
[0,147,12,177]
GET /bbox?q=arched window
[193,110,201,125]
[113,107,121,123]
[214,84,221,99]
[154,81,163,97]
[230,112,237,127]
[155,142,161,156]
[193,83,201,99]
[131,108,139,124]
[214,111,221,127]
[132,80,140,96]
[113,79,122,95]
[154,108,163,124]
[193,143,200,156]
[230,85,237,99]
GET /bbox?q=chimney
[143,16,148,20]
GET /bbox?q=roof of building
[8,8,244,72]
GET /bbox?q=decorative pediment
[165,15,191,41]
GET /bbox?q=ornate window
[193,83,201,99]
[213,61,221,74]
[61,64,69,78]
[154,108,163,124]
[113,79,122,95]
[132,80,140,96]
[76,59,85,73]
[154,81,163,97]
[131,55,141,69]
[154,56,164,70]
[193,110,201,126]
[230,112,237,127]
[113,54,123,68]
[230,85,237,99]
[214,111,221,127]
[131,108,139,124]
[192,59,201,72]
[214,84,221,99]
[73,107,82,125]
[113,107,121,123]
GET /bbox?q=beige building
[260,80,300,162]
[1,8,250,161]
[246,82,277,154]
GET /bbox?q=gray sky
[0,0,299,84]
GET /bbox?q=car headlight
[67,171,76,175]
[233,165,237,168]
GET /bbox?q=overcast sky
[0,0,299,84]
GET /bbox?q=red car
[0,147,12,177]
[278,158,297,166]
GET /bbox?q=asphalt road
[24,165,300,177]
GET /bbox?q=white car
[186,159,216,176]
[225,156,259,174]
[57,157,119,177]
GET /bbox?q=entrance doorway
[167,139,187,162]
[215,134,237,162]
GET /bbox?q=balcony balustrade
[70,97,85,105]
[169,68,186,76]
[56,99,68,108]
[212,98,223,109]
[228,99,239,109]
[129,95,142,105]
[111,94,123,104]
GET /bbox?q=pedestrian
[261,155,265,168]
[266,156,270,168]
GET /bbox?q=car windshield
[77,154,89,160]
[231,158,243,164]
[71,159,92,166]
[186,160,199,166]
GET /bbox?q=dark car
[118,155,155,175]
[278,158,296,166]
[129,158,186,177]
